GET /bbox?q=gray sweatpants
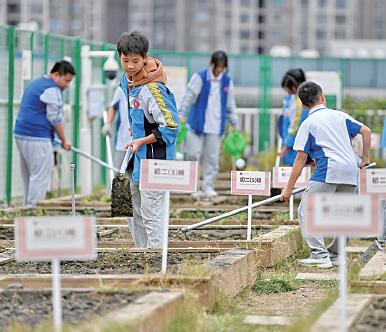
[184,131,221,192]
[298,180,357,259]
[15,138,54,208]
[128,179,166,248]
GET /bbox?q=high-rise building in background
[0,0,128,43]
[1,0,385,56]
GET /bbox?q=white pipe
[103,112,115,187]
[181,186,306,233]
[80,45,92,195]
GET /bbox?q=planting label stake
[140,160,198,273]
[272,166,311,220]
[231,171,270,240]
[306,193,381,332]
[15,216,96,332]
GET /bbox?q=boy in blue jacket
[117,31,179,248]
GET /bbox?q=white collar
[309,104,327,115]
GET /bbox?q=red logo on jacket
[224,86,229,93]
[133,100,140,108]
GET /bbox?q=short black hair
[50,60,76,75]
[210,50,228,69]
[298,81,323,107]
[281,68,306,91]
[116,31,149,57]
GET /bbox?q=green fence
[2,24,386,205]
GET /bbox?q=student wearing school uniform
[101,86,131,170]
[281,81,372,268]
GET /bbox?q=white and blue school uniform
[294,104,362,259]
[14,75,64,207]
[109,86,131,169]
[178,67,238,193]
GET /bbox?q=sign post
[15,216,96,332]
[231,171,271,240]
[272,166,310,220]
[140,160,198,274]
[306,194,380,332]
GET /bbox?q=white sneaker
[298,256,332,269]
[204,188,218,198]
[191,190,203,200]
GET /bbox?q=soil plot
[0,289,144,330]
[98,227,269,241]
[351,297,386,331]
[0,251,218,275]
[0,227,13,240]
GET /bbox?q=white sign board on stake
[306,193,380,332]
[359,168,386,194]
[15,216,96,261]
[15,216,96,332]
[140,159,198,274]
[272,166,310,189]
[231,171,271,196]
[272,166,310,221]
[231,171,271,240]
[164,66,188,107]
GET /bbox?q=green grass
[165,291,256,332]
[252,272,299,294]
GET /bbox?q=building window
[335,15,346,24]
[241,0,250,6]
[240,14,249,23]
[316,30,327,39]
[334,30,346,39]
[318,0,327,7]
[257,15,265,23]
[7,4,20,12]
[258,0,265,8]
[240,30,250,39]
[336,0,345,8]
[317,15,327,23]
[301,0,308,7]
[241,46,249,53]
[258,31,265,39]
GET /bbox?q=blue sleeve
[345,119,362,138]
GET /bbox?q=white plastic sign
[359,168,386,194]
[231,171,271,196]
[15,216,96,261]
[140,159,198,193]
[272,166,310,188]
[305,193,380,236]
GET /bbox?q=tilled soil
[0,227,14,240]
[111,175,132,217]
[98,227,267,241]
[0,289,144,329]
[0,251,218,275]
[351,297,386,331]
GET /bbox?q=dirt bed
[351,297,386,331]
[236,281,331,317]
[0,289,144,330]
[98,227,268,241]
[0,227,14,240]
[0,251,218,275]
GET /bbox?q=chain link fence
[1,25,386,204]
